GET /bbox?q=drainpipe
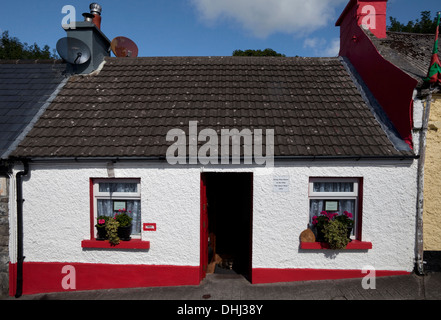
[14,161,29,298]
[415,92,432,275]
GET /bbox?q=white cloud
[191,0,347,38]
[325,38,341,56]
[303,37,340,57]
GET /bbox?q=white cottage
[5,2,421,296]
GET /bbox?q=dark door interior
[204,172,253,281]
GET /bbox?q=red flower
[344,211,353,218]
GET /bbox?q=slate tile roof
[0,60,67,159]
[368,31,440,86]
[10,56,413,159]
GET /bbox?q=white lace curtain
[99,182,138,193]
[97,200,141,235]
[312,182,354,193]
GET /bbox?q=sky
[0,0,440,58]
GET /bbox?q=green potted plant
[95,216,110,241]
[312,211,337,242]
[106,217,120,246]
[115,209,133,241]
[311,210,354,248]
[335,211,354,240]
[323,219,351,250]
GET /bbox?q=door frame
[200,173,208,281]
[199,172,253,282]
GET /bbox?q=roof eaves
[10,154,418,165]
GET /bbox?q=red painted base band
[9,262,411,296]
[9,262,200,296]
[252,268,411,284]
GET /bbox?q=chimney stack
[62,3,110,74]
[336,0,388,39]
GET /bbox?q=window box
[81,239,150,250]
[300,240,372,250]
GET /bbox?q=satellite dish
[111,36,139,58]
[56,37,91,65]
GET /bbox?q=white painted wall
[10,159,418,272]
[252,161,417,272]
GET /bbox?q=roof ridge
[103,56,340,61]
[0,59,65,65]
[386,30,436,37]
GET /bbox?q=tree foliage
[0,30,58,60]
[388,11,439,34]
[232,48,286,57]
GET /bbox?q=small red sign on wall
[143,223,156,232]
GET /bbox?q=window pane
[313,182,354,193]
[309,199,355,224]
[99,182,138,193]
[125,200,141,236]
[97,199,141,235]
[97,199,113,216]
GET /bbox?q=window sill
[300,240,372,250]
[81,239,150,250]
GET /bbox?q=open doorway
[201,172,253,282]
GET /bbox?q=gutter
[14,161,29,298]
[273,155,418,161]
[415,92,433,275]
[13,154,419,164]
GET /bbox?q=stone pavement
[3,272,441,301]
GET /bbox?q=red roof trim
[336,0,357,26]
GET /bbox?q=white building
[4,1,423,296]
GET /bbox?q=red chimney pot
[89,3,102,30]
